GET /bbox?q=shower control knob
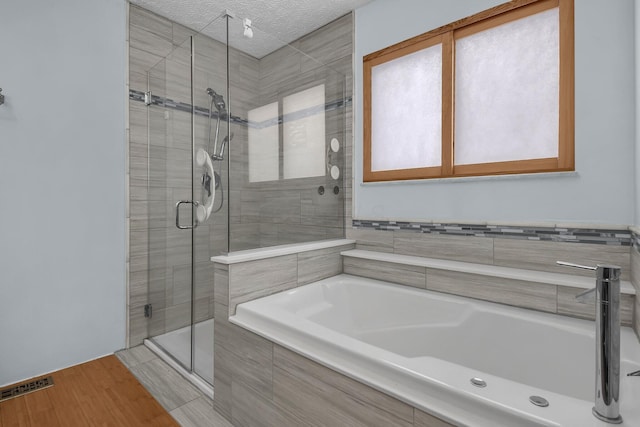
[318,186,325,195]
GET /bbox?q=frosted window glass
[283,84,326,179]
[455,8,559,165]
[248,102,279,182]
[371,44,442,171]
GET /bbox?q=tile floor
[116,346,232,427]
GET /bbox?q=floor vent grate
[0,376,54,402]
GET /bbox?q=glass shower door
[191,15,229,386]
[146,37,195,372]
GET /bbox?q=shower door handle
[175,200,198,230]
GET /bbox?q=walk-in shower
[140,11,347,394]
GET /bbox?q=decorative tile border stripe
[352,219,632,246]
[129,89,352,129]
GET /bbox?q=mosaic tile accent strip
[352,220,632,246]
[129,89,351,129]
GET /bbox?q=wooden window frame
[363,0,574,182]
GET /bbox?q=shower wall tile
[557,286,634,326]
[228,254,298,314]
[128,305,147,347]
[172,23,196,47]
[343,257,426,289]
[299,14,353,74]
[130,25,174,60]
[494,239,630,281]
[162,301,192,330]
[129,47,163,80]
[129,270,148,308]
[194,297,211,323]
[278,224,339,244]
[426,269,557,313]
[394,231,494,265]
[130,5,173,42]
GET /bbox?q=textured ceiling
[129,0,372,58]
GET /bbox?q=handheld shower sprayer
[206,88,231,160]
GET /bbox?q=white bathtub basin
[230,274,640,427]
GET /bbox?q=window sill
[359,170,579,186]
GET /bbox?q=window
[363,0,574,181]
[283,84,326,179]
[248,84,327,182]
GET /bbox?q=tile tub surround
[347,224,638,336]
[213,297,455,427]
[347,225,632,281]
[223,274,640,427]
[211,239,355,315]
[211,239,353,422]
[342,250,636,326]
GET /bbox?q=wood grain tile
[414,409,456,427]
[126,358,201,412]
[273,365,412,427]
[213,265,229,308]
[631,247,640,292]
[494,239,631,281]
[231,382,303,427]
[170,397,233,427]
[130,5,173,42]
[116,345,157,368]
[299,14,353,74]
[557,286,634,326]
[229,255,297,314]
[394,232,494,265]
[130,25,174,59]
[344,257,427,289]
[297,245,352,286]
[273,346,414,425]
[346,228,395,253]
[215,321,274,398]
[635,297,640,341]
[427,269,557,313]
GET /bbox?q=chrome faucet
[557,261,623,424]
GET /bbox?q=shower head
[206,88,226,113]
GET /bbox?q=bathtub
[230,274,640,427]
